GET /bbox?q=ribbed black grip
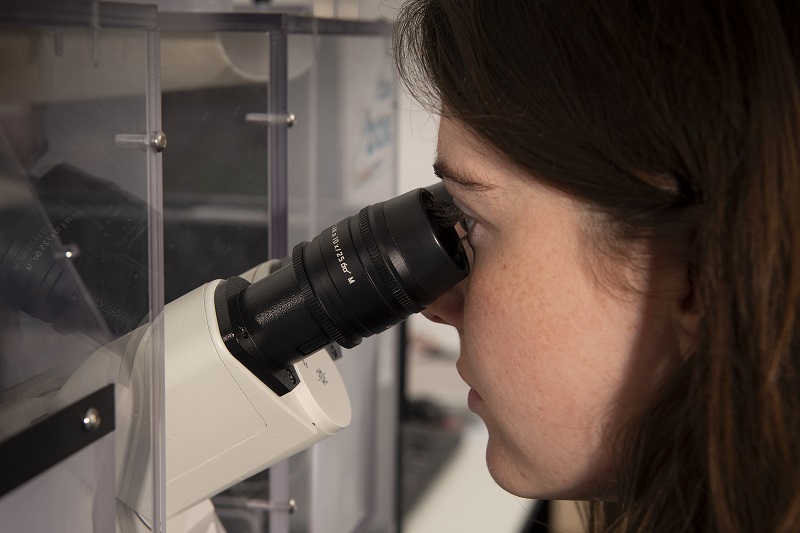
[358,208,417,313]
[291,243,356,349]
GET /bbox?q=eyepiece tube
[215,183,469,378]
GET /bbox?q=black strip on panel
[0,383,115,498]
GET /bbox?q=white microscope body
[49,260,351,531]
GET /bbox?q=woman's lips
[457,360,482,411]
[467,388,483,411]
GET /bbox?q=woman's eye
[459,215,476,236]
[450,209,477,258]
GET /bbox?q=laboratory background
[0,1,558,531]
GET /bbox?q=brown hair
[394,1,800,531]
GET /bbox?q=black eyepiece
[215,183,469,381]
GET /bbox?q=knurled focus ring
[292,244,356,349]
[358,208,417,314]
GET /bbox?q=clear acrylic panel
[144,12,393,532]
[160,30,271,305]
[160,27,273,531]
[0,7,163,531]
[286,33,398,533]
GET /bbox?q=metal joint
[114,130,167,152]
[212,496,297,514]
[245,112,297,128]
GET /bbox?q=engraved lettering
[330,224,354,284]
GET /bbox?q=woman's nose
[421,280,465,328]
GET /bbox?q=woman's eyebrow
[432,159,494,191]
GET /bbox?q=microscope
[0,170,469,530]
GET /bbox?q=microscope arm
[49,259,351,524]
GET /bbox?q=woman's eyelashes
[429,196,477,242]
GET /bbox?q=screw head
[151,131,167,152]
[57,245,80,260]
[83,407,101,431]
[286,114,297,128]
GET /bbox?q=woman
[394,1,800,531]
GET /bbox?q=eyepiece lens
[227,183,470,370]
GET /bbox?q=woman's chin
[483,438,619,501]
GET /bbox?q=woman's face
[423,117,686,500]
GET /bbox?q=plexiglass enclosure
[0,3,396,532]
[0,2,166,531]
